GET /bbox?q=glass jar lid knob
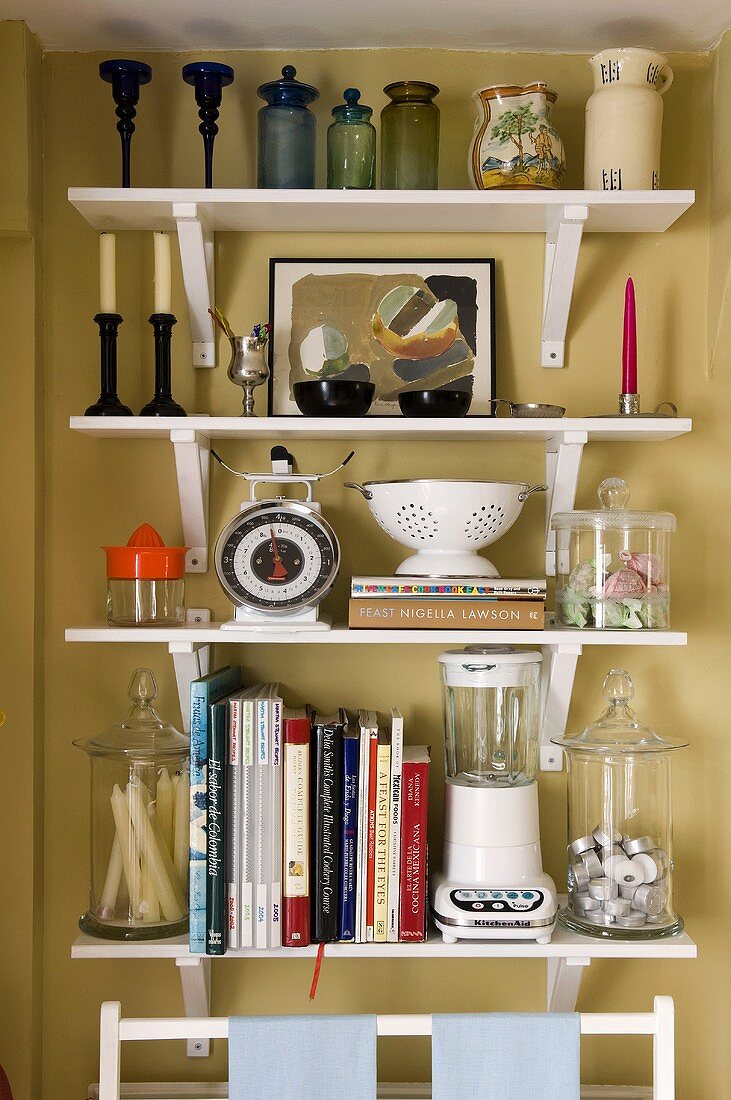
[598,477,630,510]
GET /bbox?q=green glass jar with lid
[380,80,440,189]
[74,669,190,940]
[327,87,376,189]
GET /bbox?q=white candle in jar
[140,804,161,923]
[127,779,185,921]
[173,768,190,889]
[99,835,123,919]
[110,784,141,915]
[99,233,116,313]
[153,231,172,313]
[156,768,174,858]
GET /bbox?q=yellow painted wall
[0,20,44,1100]
[0,27,729,1099]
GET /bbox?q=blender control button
[521,891,533,899]
[476,891,486,899]
[507,892,519,899]
[492,892,503,899]
[472,902,484,910]
[492,902,505,910]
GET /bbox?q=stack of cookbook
[348,575,546,629]
[189,666,430,955]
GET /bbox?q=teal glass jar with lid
[257,65,319,188]
[327,87,376,189]
[380,80,440,189]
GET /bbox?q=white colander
[346,478,546,576]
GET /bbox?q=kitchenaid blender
[430,646,557,943]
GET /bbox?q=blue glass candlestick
[99,59,152,188]
[182,62,235,189]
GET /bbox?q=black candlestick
[140,314,186,417]
[85,313,133,417]
[182,62,234,188]
[99,59,152,188]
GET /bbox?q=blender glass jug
[440,646,542,787]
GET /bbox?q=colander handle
[518,483,548,502]
[344,481,373,501]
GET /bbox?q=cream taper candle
[127,779,185,921]
[110,783,141,915]
[153,231,172,313]
[173,768,190,888]
[156,768,174,858]
[99,834,123,918]
[100,233,116,313]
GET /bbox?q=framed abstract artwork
[268,258,496,416]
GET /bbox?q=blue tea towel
[432,1013,580,1100]
[229,1014,378,1100]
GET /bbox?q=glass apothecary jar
[257,65,319,188]
[552,669,687,939]
[74,669,190,940]
[440,647,542,787]
[552,478,675,630]
[380,80,440,189]
[327,87,376,189]
[103,523,186,626]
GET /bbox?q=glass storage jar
[257,65,319,188]
[103,523,186,626]
[327,87,376,189]
[380,80,440,189]
[552,669,686,939]
[74,669,190,940]
[551,477,675,630]
[439,646,542,787]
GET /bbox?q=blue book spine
[338,734,359,942]
[189,667,240,953]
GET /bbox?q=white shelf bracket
[545,430,587,577]
[176,956,212,1057]
[546,956,591,1012]
[173,202,216,368]
[540,642,582,771]
[170,621,211,734]
[542,204,589,368]
[171,430,210,573]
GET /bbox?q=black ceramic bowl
[293,379,376,417]
[398,388,473,418]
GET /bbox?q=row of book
[189,666,430,954]
[348,575,547,630]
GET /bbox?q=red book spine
[283,717,311,948]
[399,758,430,941]
[365,729,379,938]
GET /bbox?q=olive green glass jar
[380,80,440,189]
[327,87,376,189]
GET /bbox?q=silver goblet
[227,335,269,416]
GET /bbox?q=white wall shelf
[69,416,693,579]
[68,187,694,369]
[72,920,696,1057]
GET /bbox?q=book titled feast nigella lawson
[349,599,545,630]
[189,666,241,955]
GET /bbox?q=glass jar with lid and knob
[257,65,319,188]
[552,668,687,939]
[327,87,376,189]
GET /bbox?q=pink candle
[622,276,637,394]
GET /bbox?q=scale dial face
[215,501,340,615]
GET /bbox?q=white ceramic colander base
[395,548,500,577]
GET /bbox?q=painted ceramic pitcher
[469,82,566,190]
[585,48,673,190]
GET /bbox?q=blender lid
[551,478,676,531]
[439,645,543,668]
[74,668,189,757]
[551,669,688,753]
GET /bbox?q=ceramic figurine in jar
[380,80,440,189]
[552,669,687,939]
[75,669,190,940]
[257,65,319,188]
[327,88,376,189]
[552,478,675,630]
[585,48,672,190]
[469,82,565,189]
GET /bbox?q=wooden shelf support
[546,956,591,1012]
[171,430,210,573]
[539,641,582,771]
[545,430,587,576]
[176,956,211,1058]
[172,203,216,368]
[542,204,589,367]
